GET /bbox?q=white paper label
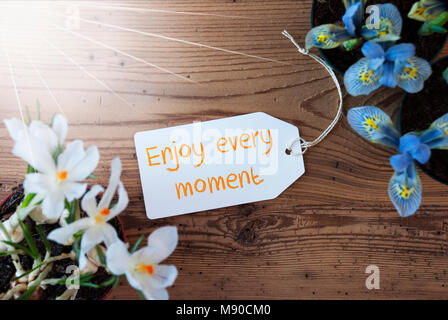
[134,112,305,219]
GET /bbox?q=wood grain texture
[0,0,448,299]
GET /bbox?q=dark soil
[312,0,447,74]
[400,57,448,184]
[0,187,124,299]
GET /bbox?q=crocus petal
[361,42,385,59]
[98,158,122,210]
[81,185,104,217]
[4,118,26,141]
[23,173,52,195]
[51,114,67,145]
[388,163,422,217]
[390,153,413,173]
[12,130,56,174]
[150,265,178,289]
[48,218,90,245]
[396,57,432,93]
[142,287,169,300]
[342,1,363,36]
[63,182,87,202]
[79,226,106,269]
[408,0,447,22]
[305,24,352,50]
[106,240,131,275]
[29,120,59,155]
[41,192,65,219]
[146,226,178,264]
[379,62,397,88]
[57,140,86,172]
[344,58,383,96]
[107,182,129,220]
[67,145,99,181]
[347,106,399,148]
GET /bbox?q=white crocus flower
[4,114,67,160]
[4,114,97,219]
[106,227,178,300]
[23,139,99,219]
[48,158,128,269]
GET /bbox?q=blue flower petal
[411,143,432,164]
[398,134,421,154]
[408,0,447,22]
[343,1,364,36]
[347,106,399,148]
[390,153,413,172]
[362,4,403,42]
[305,24,352,50]
[425,113,448,149]
[385,43,416,62]
[380,61,398,88]
[344,58,383,96]
[362,41,385,59]
[396,57,432,93]
[388,162,422,217]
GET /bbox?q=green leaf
[80,282,100,289]
[2,240,35,259]
[65,199,78,224]
[18,219,40,260]
[20,193,36,208]
[25,105,32,124]
[130,235,145,254]
[86,173,97,179]
[72,231,83,262]
[17,284,38,300]
[0,250,22,257]
[99,275,120,288]
[35,225,51,254]
[95,245,106,266]
[12,262,43,282]
[137,290,145,300]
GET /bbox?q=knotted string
[282,30,343,156]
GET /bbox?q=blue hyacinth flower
[306,2,402,50]
[344,42,432,96]
[347,106,448,217]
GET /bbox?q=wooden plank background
[0,0,447,299]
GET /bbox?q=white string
[282,30,343,156]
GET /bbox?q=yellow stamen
[137,264,154,275]
[95,208,110,223]
[360,70,374,82]
[58,171,68,181]
[404,67,418,78]
[415,8,426,16]
[401,186,411,199]
[365,118,378,130]
[317,34,329,43]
